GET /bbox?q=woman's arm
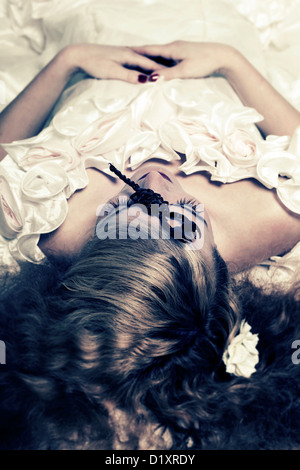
[219,47,300,138]
[0,48,74,160]
[0,44,160,161]
[133,41,300,137]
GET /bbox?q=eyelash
[177,197,199,210]
[110,199,120,208]
[104,195,202,239]
[108,196,198,210]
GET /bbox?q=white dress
[0,0,299,286]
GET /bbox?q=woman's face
[97,165,215,255]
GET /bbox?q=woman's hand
[133,40,300,137]
[0,43,162,160]
[132,41,236,81]
[65,44,161,84]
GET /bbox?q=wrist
[56,45,82,78]
[217,46,244,78]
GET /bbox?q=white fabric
[0,0,299,284]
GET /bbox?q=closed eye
[177,197,198,208]
[102,196,207,230]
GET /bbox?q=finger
[151,62,189,81]
[126,49,164,72]
[105,62,148,84]
[132,44,175,60]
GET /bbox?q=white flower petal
[222,321,259,378]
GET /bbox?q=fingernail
[149,73,159,82]
[138,74,148,83]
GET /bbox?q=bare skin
[0,42,300,273]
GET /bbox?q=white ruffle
[229,0,295,49]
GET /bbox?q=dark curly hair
[0,230,300,450]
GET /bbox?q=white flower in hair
[222,320,259,378]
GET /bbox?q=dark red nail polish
[138,74,148,83]
[149,73,159,82]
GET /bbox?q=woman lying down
[0,41,300,450]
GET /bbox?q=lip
[138,171,172,183]
[159,172,172,182]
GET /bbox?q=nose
[139,171,169,193]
